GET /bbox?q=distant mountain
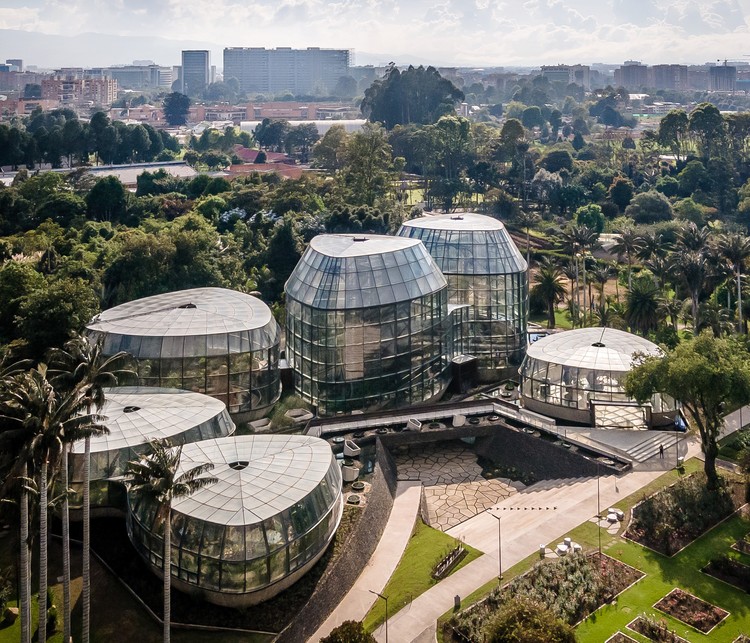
[0,29,449,71]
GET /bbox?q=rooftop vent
[352,236,368,242]
[450,215,464,220]
[178,303,197,309]
[591,342,606,348]
[229,461,249,471]
[123,406,141,413]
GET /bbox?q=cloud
[2,0,749,67]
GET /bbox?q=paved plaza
[395,442,523,530]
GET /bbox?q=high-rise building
[540,64,590,89]
[223,47,350,95]
[651,64,688,91]
[103,64,172,90]
[181,50,210,96]
[614,61,649,89]
[6,59,23,72]
[710,64,736,91]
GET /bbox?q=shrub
[321,620,376,642]
[485,597,576,643]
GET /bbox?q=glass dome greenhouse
[284,234,452,415]
[126,435,343,606]
[68,387,235,517]
[398,213,528,380]
[87,288,281,419]
[519,327,677,427]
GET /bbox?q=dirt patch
[703,555,750,593]
[654,588,729,634]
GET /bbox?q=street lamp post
[596,460,602,556]
[489,512,502,583]
[369,590,388,643]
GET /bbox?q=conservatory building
[87,288,281,420]
[126,435,343,607]
[285,234,452,415]
[398,213,528,380]
[519,327,678,428]
[68,387,235,518]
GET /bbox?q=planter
[351,481,365,492]
[653,588,729,634]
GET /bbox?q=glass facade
[68,388,235,513]
[519,328,677,423]
[399,214,528,379]
[87,288,281,415]
[285,235,452,415]
[126,436,343,605]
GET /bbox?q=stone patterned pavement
[395,443,523,531]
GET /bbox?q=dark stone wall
[276,439,398,643]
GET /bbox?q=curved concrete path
[310,480,422,642]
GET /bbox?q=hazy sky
[3,0,750,66]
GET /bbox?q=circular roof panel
[525,327,661,372]
[171,435,336,527]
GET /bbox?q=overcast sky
[2,0,750,67]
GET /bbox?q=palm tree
[591,264,612,311]
[560,225,600,325]
[515,210,541,274]
[717,233,750,333]
[677,221,711,252]
[645,256,671,293]
[611,228,643,290]
[672,250,711,335]
[126,441,217,643]
[626,277,663,336]
[561,263,579,327]
[635,230,670,261]
[658,295,684,331]
[48,335,132,643]
[697,299,733,337]
[593,297,626,330]
[0,366,104,643]
[532,257,566,329]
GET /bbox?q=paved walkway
[310,481,422,642]
[372,439,704,643]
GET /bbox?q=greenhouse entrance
[591,401,648,430]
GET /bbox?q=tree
[313,125,349,170]
[86,176,128,223]
[717,233,750,333]
[360,64,464,129]
[624,191,673,224]
[541,150,573,173]
[321,620,376,643]
[625,277,662,336]
[485,596,576,643]
[608,177,634,211]
[340,122,394,207]
[515,210,540,273]
[658,109,689,161]
[521,106,545,129]
[688,102,727,160]
[48,336,131,643]
[625,333,750,489]
[126,440,216,643]
[162,93,191,127]
[574,204,605,233]
[532,257,566,329]
[673,250,711,334]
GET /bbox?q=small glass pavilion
[519,327,678,427]
[68,387,235,517]
[399,213,528,380]
[127,435,343,606]
[87,288,281,419]
[285,234,452,415]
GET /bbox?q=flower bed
[627,615,689,642]
[733,533,750,556]
[703,554,750,593]
[654,588,729,634]
[733,635,750,643]
[446,553,643,642]
[625,473,742,556]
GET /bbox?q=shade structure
[399,213,528,379]
[519,327,677,426]
[285,234,452,415]
[87,288,281,418]
[126,435,343,606]
[68,387,235,516]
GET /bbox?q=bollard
[454,595,461,611]
[539,544,546,559]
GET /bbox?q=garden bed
[605,633,638,643]
[625,473,744,556]
[653,588,729,634]
[703,554,750,593]
[446,553,643,642]
[733,533,750,556]
[734,635,750,643]
[627,615,689,643]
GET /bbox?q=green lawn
[719,426,750,462]
[362,519,483,632]
[529,309,574,330]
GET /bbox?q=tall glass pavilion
[68,387,235,518]
[87,288,281,420]
[127,435,343,606]
[519,327,678,427]
[399,213,528,380]
[285,234,452,415]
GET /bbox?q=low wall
[276,439,398,642]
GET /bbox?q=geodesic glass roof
[171,435,336,526]
[525,327,661,372]
[284,234,447,309]
[399,213,527,275]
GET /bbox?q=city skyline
[1,0,750,68]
